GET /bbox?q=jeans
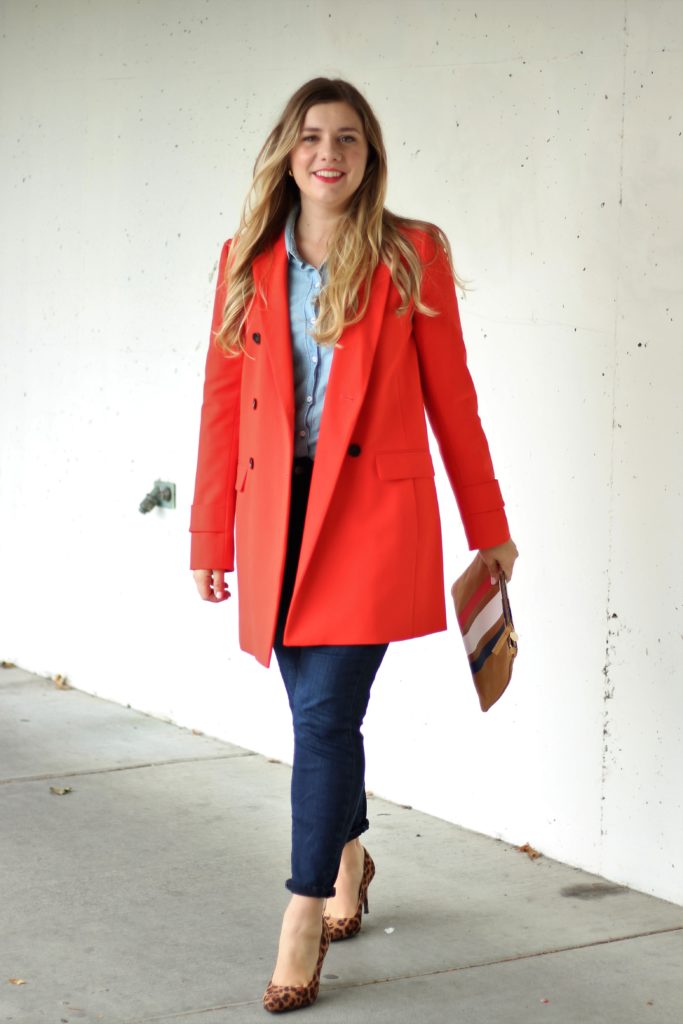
[273,457,389,899]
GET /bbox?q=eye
[302,134,318,142]
[340,135,356,143]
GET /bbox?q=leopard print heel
[324,847,375,942]
[263,917,331,1014]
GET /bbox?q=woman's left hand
[478,538,519,584]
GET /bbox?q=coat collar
[251,224,393,590]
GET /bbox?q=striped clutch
[451,555,518,712]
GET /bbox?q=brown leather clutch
[451,555,518,712]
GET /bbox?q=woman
[190,77,518,1013]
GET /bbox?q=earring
[288,169,294,177]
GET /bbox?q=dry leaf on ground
[49,786,73,796]
[8,978,27,985]
[518,842,541,859]
[53,674,71,689]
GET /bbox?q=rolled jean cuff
[285,879,336,899]
[347,818,369,842]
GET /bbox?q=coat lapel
[253,228,394,598]
[295,260,392,593]
[251,236,295,435]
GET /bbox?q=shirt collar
[284,202,306,269]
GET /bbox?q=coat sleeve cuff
[189,531,234,572]
[462,507,511,551]
[189,501,227,532]
[457,479,505,515]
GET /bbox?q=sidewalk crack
[0,751,257,785]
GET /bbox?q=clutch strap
[498,574,518,649]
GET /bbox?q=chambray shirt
[284,203,334,459]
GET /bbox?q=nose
[319,134,342,162]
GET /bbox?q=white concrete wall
[1,0,681,905]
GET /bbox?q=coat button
[347,443,362,457]
[249,457,254,469]
[252,332,261,344]
[252,398,257,409]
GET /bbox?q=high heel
[323,847,375,942]
[263,917,331,1014]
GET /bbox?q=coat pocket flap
[375,450,435,481]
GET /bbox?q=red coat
[190,226,510,667]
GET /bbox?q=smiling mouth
[313,170,345,179]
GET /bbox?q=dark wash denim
[273,456,389,898]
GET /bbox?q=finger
[477,552,498,585]
[193,570,214,601]
[212,570,228,601]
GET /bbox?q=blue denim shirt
[284,203,334,459]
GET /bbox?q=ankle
[338,839,364,869]
[282,895,325,930]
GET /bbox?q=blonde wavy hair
[215,77,467,355]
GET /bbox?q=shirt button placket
[305,272,316,439]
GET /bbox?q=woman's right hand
[192,569,231,602]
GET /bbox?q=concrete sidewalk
[2,665,682,1024]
